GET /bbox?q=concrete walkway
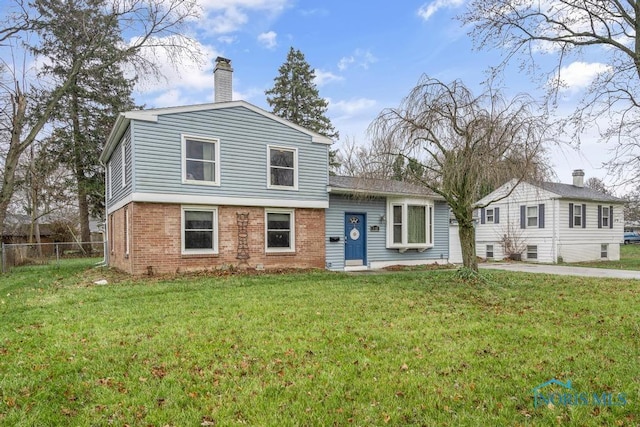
[479,263,640,280]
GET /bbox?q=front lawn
[0,262,638,426]
[573,243,640,270]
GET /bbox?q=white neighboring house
[475,170,624,263]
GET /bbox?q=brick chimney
[214,57,233,103]
[572,169,585,187]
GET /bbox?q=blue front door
[345,213,366,266]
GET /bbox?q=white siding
[476,182,556,262]
[476,181,624,263]
[557,200,624,262]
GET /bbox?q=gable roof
[478,178,623,206]
[101,100,333,163]
[537,181,622,203]
[328,176,443,199]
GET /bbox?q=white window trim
[265,208,295,253]
[386,198,434,251]
[182,134,221,186]
[527,205,539,228]
[573,204,582,227]
[602,207,610,227]
[486,208,494,224]
[601,243,608,258]
[526,245,538,260]
[267,145,298,191]
[121,143,127,189]
[486,244,494,259]
[181,206,219,255]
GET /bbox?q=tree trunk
[77,181,92,253]
[458,222,478,272]
[70,86,92,254]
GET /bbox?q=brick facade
[108,202,325,275]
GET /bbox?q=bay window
[387,198,434,251]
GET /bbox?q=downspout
[552,198,558,263]
[97,157,108,267]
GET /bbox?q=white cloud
[337,49,377,71]
[552,61,611,92]
[314,69,343,86]
[198,0,290,34]
[130,36,222,105]
[217,35,237,44]
[329,98,377,116]
[417,0,465,21]
[257,31,278,49]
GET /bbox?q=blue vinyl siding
[107,127,132,208]
[132,106,328,202]
[326,194,449,270]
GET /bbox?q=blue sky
[124,1,621,192]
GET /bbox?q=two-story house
[475,170,624,263]
[100,57,449,275]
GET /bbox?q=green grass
[572,244,640,270]
[1,262,638,426]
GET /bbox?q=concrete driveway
[479,263,640,280]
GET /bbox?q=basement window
[601,244,608,259]
[526,245,538,260]
[486,244,494,259]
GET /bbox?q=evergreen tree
[34,0,138,250]
[266,47,339,171]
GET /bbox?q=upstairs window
[268,146,297,189]
[527,206,538,227]
[602,207,610,227]
[569,203,586,228]
[183,135,220,185]
[387,199,434,251]
[573,204,582,227]
[486,208,494,223]
[520,204,545,229]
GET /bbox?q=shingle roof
[329,176,441,198]
[538,181,623,203]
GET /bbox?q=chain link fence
[1,241,106,273]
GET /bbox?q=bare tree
[585,177,610,195]
[335,137,394,178]
[0,0,202,234]
[369,76,549,272]
[461,0,640,184]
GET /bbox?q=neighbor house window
[266,210,295,252]
[268,146,297,189]
[573,204,582,227]
[601,244,608,258]
[183,135,220,185]
[387,199,434,250]
[486,209,494,223]
[527,206,538,227]
[602,207,610,228]
[486,244,494,259]
[526,245,538,260]
[182,207,218,254]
